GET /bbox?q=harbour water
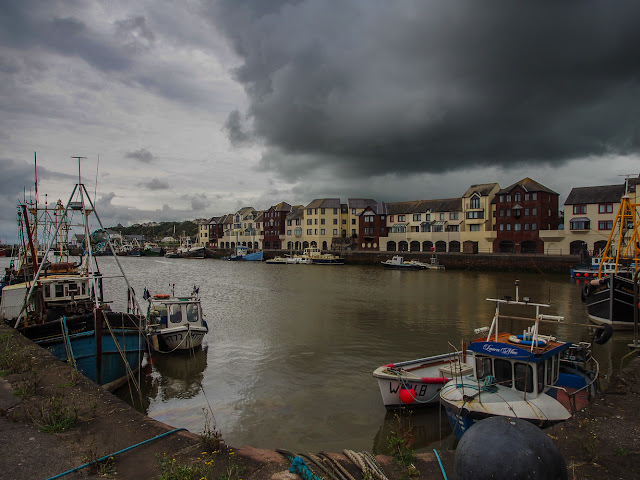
[2,256,633,454]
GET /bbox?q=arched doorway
[264,241,271,249]
[322,241,328,250]
[498,241,515,253]
[570,240,587,255]
[387,241,397,251]
[273,241,280,249]
[593,240,607,256]
[449,241,460,253]
[521,240,538,254]
[435,241,446,252]
[398,241,408,251]
[303,241,309,249]
[422,241,433,252]
[410,241,420,252]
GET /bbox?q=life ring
[593,323,613,345]
[508,335,547,347]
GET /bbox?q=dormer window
[470,195,480,209]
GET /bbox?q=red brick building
[492,178,559,254]
[262,202,292,249]
[358,202,388,251]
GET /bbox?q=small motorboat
[381,256,426,270]
[373,351,471,408]
[145,286,208,352]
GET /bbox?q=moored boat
[0,158,147,390]
[222,245,264,261]
[177,235,205,259]
[373,351,471,408]
[581,180,640,328]
[298,247,344,265]
[440,281,601,440]
[381,255,426,270]
[265,256,289,264]
[144,286,208,352]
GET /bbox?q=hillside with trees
[106,220,198,240]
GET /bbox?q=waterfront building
[358,202,387,251]
[460,183,500,253]
[303,198,341,250]
[263,202,292,250]
[382,198,463,252]
[492,178,559,254]
[221,207,259,249]
[197,218,209,247]
[283,205,304,252]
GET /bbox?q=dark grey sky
[1,0,638,241]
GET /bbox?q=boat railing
[550,356,600,414]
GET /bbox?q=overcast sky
[1,0,639,242]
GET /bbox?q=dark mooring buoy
[454,416,567,480]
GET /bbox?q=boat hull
[149,325,207,351]
[584,274,639,328]
[373,352,470,408]
[178,247,205,259]
[20,312,145,389]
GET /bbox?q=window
[470,196,480,209]
[432,224,443,232]
[413,214,421,221]
[307,229,312,235]
[352,229,356,236]
[532,193,537,200]
[426,214,430,221]
[321,208,325,214]
[333,218,338,224]
[537,362,545,394]
[470,224,480,232]
[514,363,534,393]
[532,223,537,230]
[321,218,325,225]
[500,210,504,217]
[440,213,445,220]
[524,208,529,216]
[598,203,613,214]
[506,224,511,231]
[287,229,292,235]
[342,219,346,224]
[598,220,613,230]
[450,212,458,220]
[169,304,183,324]
[506,209,511,217]
[320,229,325,235]
[573,205,587,215]
[307,219,312,225]
[314,229,318,234]
[515,193,521,201]
[365,215,374,223]
[546,358,553,386]
[392,224,407,233]
[499,224,504,231]
[295,227,302,236]
[398,215,405,221]
[476,357,492,380]
[494,359,513,388]
[389,215,394,222]
[525,193,530,201]
[186,304,199,323]
[532,207,537,215]
[447,224,459,232]
[524,224,529,231]
[351,219,356,225]
[499,195,504,202]
[334,208,338,214]
[514,223,521,231]
[467,211,484,219]
[352,208,356,215]
[570,219,590,230]
[506,194,511,202]
[55,284,64,298]
[333,229,338,235]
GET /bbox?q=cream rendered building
[460,183,500,253]
[303,198,342,250]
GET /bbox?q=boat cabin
[468,333,568,397]
[148,297,203,328]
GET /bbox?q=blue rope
[289,456,324,480]
[46,428,186,479]
[433,449,448,480]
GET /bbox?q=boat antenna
[72,156,86,185]
[94,154,99,201]
[34,152,38,208]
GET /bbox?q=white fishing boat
[381,256,426,270]
[298,247,344,265]
[265,256,289,264]
[440,281,601,440]
[373,351,471,408]
[145,286,208,352]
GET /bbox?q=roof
[286,205,305,221]
[254,212,264,222]
[564,184,626,205]
[359,202,388,215]
[496,177,558,196]
[462,183,499,198]
[386,198,462,215]
[347,198,378,210]
[305,198,341,209]
[271,202,292,212]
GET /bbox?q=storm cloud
[207,0,640,180]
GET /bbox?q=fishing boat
[581,180,640,328]
[373,351,471,408]
[286,255,312,264]
[440,281,601,440]
[177,235,205,259]
[570,256,623,279]
[0,156,146,390]
[144,286,208,352]
[381,256,427,270]
[142,242,164,257]
[425,256,445,270]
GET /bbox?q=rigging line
[94,154,99,202]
